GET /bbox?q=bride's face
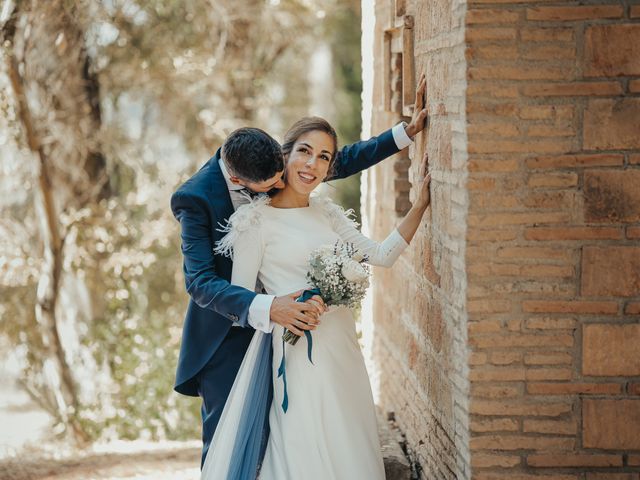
[284,130,334,195]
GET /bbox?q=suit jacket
[171,128,401,395]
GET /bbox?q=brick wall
[362,0,471,478]
[465,1,640,478]
[364,0,640,478]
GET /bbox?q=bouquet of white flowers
[282,241,370,345]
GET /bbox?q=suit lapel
[207,149,235,226]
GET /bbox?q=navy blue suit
[170,128,402,463]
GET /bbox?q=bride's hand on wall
[415,151,431,212]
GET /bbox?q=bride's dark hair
[282,116,338,179]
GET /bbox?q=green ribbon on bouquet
[277,288,320,413]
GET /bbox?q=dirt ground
[0,443,201,480]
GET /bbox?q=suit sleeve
[171,191,256,327]
[329,124,408,181]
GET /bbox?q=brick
[469,367,526,382]
[526,5,623,21]
[527,382,621,395]
[469,262,573,278]
[632,5,640,18]
[469,65,573,81]
[585,25,640,77]
[525,368,573,381]
[586,474,637,480]
[525,317,576,330]
[523,190,574,210]
[465,44,519,63]
[527,454,622,468]
[506,320,521,332]
[630,154,640,165]
[473,453,521,469]
[474,474,578,480]
[471,192,520,209]
[469,320,502,334]
[526,154,624,169]
[497,247,572,261]
[626,302,640,315]
[527,172,577,188]
[630,384,640,395]
[468,212,570,227]
[468,229,519,242]
[521,44,575,61]
[468,177,496,191]
[471,333,574,349]
[630,79,640,93]
[471,400,572,417]
[630,455,640,466]
[583,324,640,376]
[470,138,574,154]
[468,299,512,313]
[470,434,575,451]
[527,125,575,137]
[466,8,520,24]
[467,27,517,42]
[522,300,617,315]
[583,399,640,449]
[472,384,521,398]
[518,105,574,120]
[525,352,573,366]
[584,170,640,223]
[524,226,623,241]
[470,352,489,366]
[468,158,519,172]
[491,352,523,366]
[523,419,577,435]
[467,84,520,99]
[584,98,640,150]
[469,281,576,298]
[582,246,640,297]
[470,418,519,433]
[523,81,622,97]
[521,27,574,42]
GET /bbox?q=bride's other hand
[404,72,428,138]
[397,150,431,245]
[415,151,431,211]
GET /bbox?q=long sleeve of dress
[323,200,409,268]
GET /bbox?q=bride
[203,117,431,479]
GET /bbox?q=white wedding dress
[203,194,408,480]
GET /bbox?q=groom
[171,76,428,467]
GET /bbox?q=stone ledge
[378,408,412,480]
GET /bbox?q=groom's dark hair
[222,127,284,182]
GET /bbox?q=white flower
[316,245,335,257]
[351,251,366,262]
[341,260,369,283]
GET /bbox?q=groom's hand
[405,72,428,138]
[270,290,324,337]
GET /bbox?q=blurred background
[0,0,363,477]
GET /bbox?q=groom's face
[231,170,286,193]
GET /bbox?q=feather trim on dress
[309,194,360,230]
[213,193,271,258]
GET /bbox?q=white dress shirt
[217,122,413,333]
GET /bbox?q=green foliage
[322,1,364,223]
[0,0,364,444]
